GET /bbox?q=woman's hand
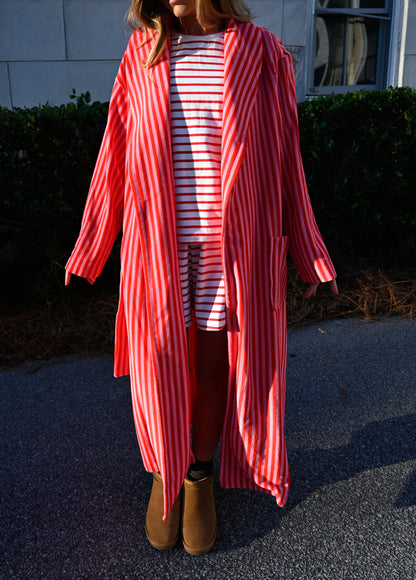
[65,270,95,285]
[305,279,338,298]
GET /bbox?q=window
[309,0,392,94]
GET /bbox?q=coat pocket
[270,236,289,311]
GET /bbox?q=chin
[171,7,195,18]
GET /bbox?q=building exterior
[0,0,415,108]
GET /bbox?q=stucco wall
[0,0,414,108]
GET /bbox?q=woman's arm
[277,45,337,294]
[65,73,127,283]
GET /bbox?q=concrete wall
[0,0,415,108]
[0,0,130,108]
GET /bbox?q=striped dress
[170,31,226,330]
[170,31,224,243]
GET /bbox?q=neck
[176,15,223,36]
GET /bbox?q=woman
[66,0,337,555]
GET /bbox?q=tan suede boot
[182,475,217,555]
[145,472,182,550]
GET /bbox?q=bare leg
[191,326,228,461]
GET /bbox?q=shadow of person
[212,414,415,551]
[287,413,416,509]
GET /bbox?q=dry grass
[286,265,416,328]
[1,266,415,369]
[0,294,118,369]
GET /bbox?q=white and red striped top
[170,31,224,243]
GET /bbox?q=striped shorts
[178,243,226,331]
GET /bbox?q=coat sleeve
[277,47,336,284]
[65,70,127,282]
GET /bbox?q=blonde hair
[128,0,252,68]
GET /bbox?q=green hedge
[1,88,415,302]
[0,93,111,300]
[298,87,416,265]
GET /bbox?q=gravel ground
[1,318,415,579]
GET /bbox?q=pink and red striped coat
[66,19,336,519]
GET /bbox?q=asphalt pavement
[1,318,415,579]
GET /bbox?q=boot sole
[145,526,179,551]
[182,523,217,555]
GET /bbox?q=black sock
[186,458,213,482]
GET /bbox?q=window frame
[307,0,393,95]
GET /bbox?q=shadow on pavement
[287,414,416,510]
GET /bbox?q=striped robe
[66,19,336,519]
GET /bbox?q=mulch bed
[1,265,415,369]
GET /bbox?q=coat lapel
[222,20,264,209]
[131,31,181,325]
